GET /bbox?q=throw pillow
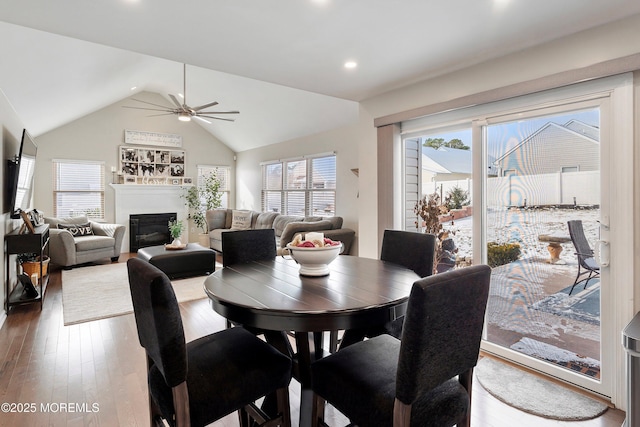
[58,222,94,237]
[230,210,252,230]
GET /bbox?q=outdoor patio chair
[567,220,600,295]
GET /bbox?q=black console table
[4,223,50,313]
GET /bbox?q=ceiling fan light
[178,112,191,122]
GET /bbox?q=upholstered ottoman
[136,243,216,279]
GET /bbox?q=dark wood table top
[203,255,418,332]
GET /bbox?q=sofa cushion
[74,235,116,252]
[255,212,279,229]
[206,209,229,231]
[231,210,252,230]
[322,216,343,230]
[304,216,323,222]
[45,215,90,229]
[273,215,304,238]
[58,222,94,237]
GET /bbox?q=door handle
[594,240,610,267]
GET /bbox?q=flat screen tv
[7,129,37,219]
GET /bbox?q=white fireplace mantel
[110,184,189,252]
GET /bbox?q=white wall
[0,88,28,326]
[236,115,361,251]
[32,91,236,239]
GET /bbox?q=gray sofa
[206,209,356,255]
[44,215,126,268]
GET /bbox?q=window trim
[52,158,105,219]
[261,152,336,216]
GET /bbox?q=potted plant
[168,219,184,246]
[182,173,223,247]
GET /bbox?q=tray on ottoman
[137,243,216,279]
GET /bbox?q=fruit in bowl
[286,235,343,276]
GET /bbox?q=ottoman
[136,243,216,279]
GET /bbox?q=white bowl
[286,242,343,276]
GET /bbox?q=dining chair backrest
[222,229,277,267]
[380,229,437,278]
[127,257,187,388]
[396,264,491,405]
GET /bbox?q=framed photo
[124,175,137,185]
[20,210,35,233]
[119,146,186,181]
[171,178,181,185]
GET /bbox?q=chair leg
[459,368,473,427]
[311,393,326,427]
[276,387,291,427]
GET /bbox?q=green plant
[444,186,470,210]
[487,241,521,267]
[168,219,184,240]
[182,173,223,234]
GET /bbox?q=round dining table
[204,255,418,427]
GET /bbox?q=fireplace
[130,212,176,252]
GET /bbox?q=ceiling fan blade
[146,112,177,117]
[123,106,173,112]
[192,101,219,111]
[130,98,173,109]
[197,110,239,115]
[198,115,236,122]
[193,116,212,124]
[168,94,183,109]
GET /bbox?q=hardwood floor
[0,258,626,427]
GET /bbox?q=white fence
[424,170,600,207]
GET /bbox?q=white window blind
[261,153,336,216]
[52,159,105,219]
[196,165,230,208]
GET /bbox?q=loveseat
[206,209,355,255]
[44,215,126,268]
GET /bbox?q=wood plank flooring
[0,258,626,426]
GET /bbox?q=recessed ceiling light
[130,86,137,91]
[344,61,357,69]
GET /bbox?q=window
[197,165,230,208]
[52,159,105,219]
[262,153,336,216]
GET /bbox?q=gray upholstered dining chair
[310,264,491,427]
[362,229,437,340]
[222,228,277,267]
[126,258,292,427]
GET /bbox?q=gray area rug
[62,261,211,325]
[475,357,608,421]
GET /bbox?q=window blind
[52,159,105,219]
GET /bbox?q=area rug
[531,280,600,325]
[62,262,210,325]
[511,337,600,379]
[475,357,608,420]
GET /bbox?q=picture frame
[20,210,35,233]
[124,175,137,185]
[119,146,185,182]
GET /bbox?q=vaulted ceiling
[1,0,639,152]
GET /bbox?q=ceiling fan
[124,64,239,123]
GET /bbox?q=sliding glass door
[402,75,634,402]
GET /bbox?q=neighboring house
[494,120,600,176]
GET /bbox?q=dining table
[203,255,419,427]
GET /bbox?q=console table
[4,223,50,313]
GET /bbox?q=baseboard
[0,311,6,331]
